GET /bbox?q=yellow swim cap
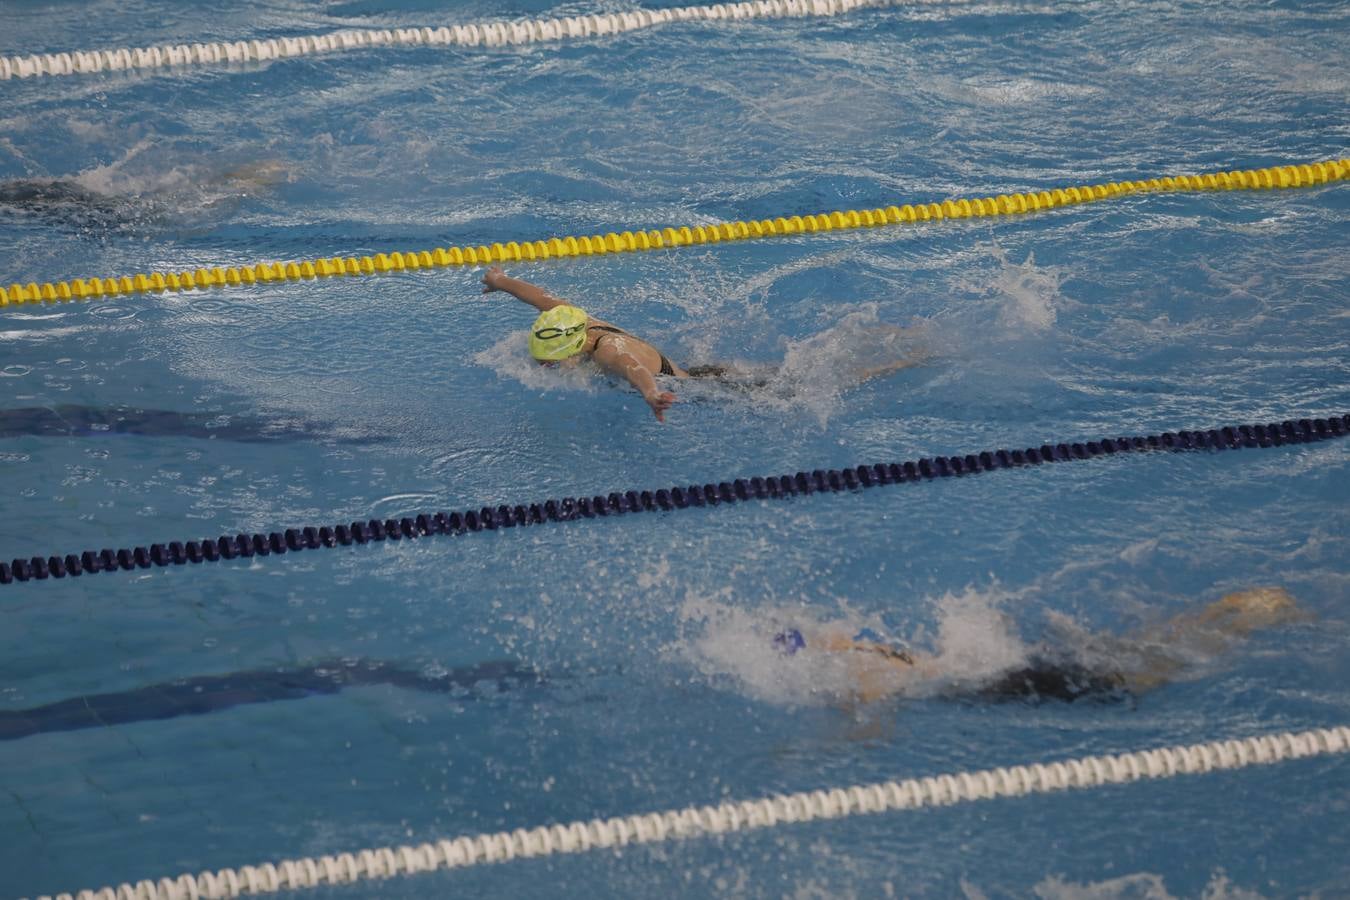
[529,305,588,361]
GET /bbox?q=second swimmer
[481,266,928,422]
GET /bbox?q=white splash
[472,330,602,394]
[680,305,931,427]
[677,592,859,707]
[677,585,1033,707]
[924,586,1032,692]
[1033,869,1266,900]
[984,247,1065,333]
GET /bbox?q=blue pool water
[2,0,1348,896]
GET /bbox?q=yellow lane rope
[3,159,1345,308]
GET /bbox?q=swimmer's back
[977,657,1128,703]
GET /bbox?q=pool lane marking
[1,0,906,81]
[2,159,1345,309]
[27,725,1350,900]
[2,415,1345,587]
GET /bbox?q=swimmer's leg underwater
[972,587,1306,703]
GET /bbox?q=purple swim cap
[773,628,806,655]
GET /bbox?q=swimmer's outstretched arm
[851,325,933,384]
[816,631,940,704]
[592,337,677,423]
[481,266,569,312]
[853,354,929,384]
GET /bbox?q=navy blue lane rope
[2,415,1346,587]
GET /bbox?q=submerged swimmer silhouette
[0,161,287,234]
[774,587,1304,704]
[481,266,928,422]
[0,658,540,741]
[0,179,135,230]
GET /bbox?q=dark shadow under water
[0,405,389,444]
[0,659,542,741]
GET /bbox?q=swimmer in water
[0,178,145,232]
[481,266,928,422]
[0,160,288,234]
[774,586,1305,704]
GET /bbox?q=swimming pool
[2,0,1348,896]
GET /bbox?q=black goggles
[533,323,586,341]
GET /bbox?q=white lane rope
[29,725,1349,900]
[1,0,916,81]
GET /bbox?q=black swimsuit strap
[588,324,625,353]
[589,324,676,376]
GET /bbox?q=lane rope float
[2,414,1345,588]
[2,159,1345,309]
[0,0,903,81]
[28,725,1350,900]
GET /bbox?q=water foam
[473,330,604,395]
[678,585,1035,707]
[1031,869,1267,900]
[675,304,932,427]
[980,246,1068,333]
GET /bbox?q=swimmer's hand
[645,390,677,423]
[481,265,507,294]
